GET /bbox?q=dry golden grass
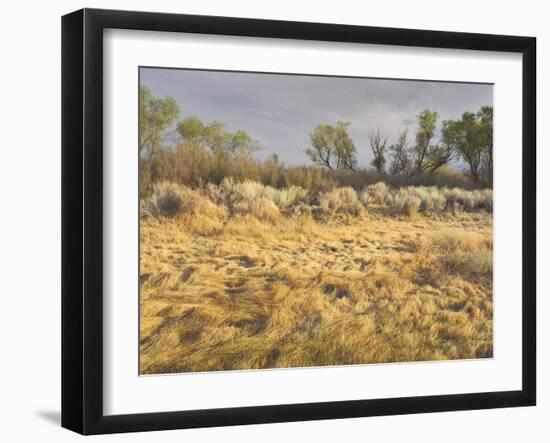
[140,205,493,374]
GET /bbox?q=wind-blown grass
[140,183,493,374]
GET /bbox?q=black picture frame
[62,8,536,435]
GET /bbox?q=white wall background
[0,0,546,441]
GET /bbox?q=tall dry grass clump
[416,228,493,284]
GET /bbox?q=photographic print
[139,68,494,375]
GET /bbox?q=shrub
[141,182,185,217]
[236,180,265,201]
[262,185,308,209]
[218,177,243,213]
[403,195,421,216]
[476,189,493,212]
[141,182,226,220]
[290,203,313,218]
[139,136,489,197]
[142,180,492,222]
[430,189,447,212]
[391,188,410,212]
[214,178,308,212]
[205,182,224,205]
[282,166,337,195]
[377,186,493,215]
[360,182,389,205]
[249,197,281,222]
[320,187,363,216]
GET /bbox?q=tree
[477,106,494,183]
[388,128,411,175]
[139,86,179,158]
[333,122,357,170]
[175,116,205,145]
[228,130,258,155]
[305,122,356,170]
[410,109,438,173]
[368,128,388,173]
[305,124,334,169]
[176,116,258,155]
[407,109,454,174]
[442,106,493,182]
[202,121,229,153]
[425,135,455,173]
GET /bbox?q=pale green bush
[360,182,389,205]
[262,185,307,209]
[237,180,265,201]
[140,182,187,217]
[141,182,226,219]
[215,179,308,211]
[403,195,422,216]
[248,197,281,222]
[142,180,492,222]
[320,187,363,216]
[381,186,493,215]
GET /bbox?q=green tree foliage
[137,88,493,197]
[228,130,258,155]
[409,109,454,174]
[305,122,357,170]
[177,116,258,155]
[477,106,494,183]
[305,124,334,169]
[412,109,438,173]
[368,128,388,173]
[139,86,179,158]
[175,115,205,145]
[442,106,493,183]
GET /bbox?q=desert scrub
[319,187,363,216]
[141,181,185,217]
[141,181,227,221]
[142,180,492,224]
[376,185,493,215]
[214,178,308,212]
[360,181,390,205]
[245,197,281,222]
[403,195,422,216]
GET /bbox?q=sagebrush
[141,180,492,220]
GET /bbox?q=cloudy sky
[140,67,493,168]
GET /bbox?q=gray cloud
[140,68,493,167]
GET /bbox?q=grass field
[139,185,493,374]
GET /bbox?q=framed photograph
[62,8,536,435]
